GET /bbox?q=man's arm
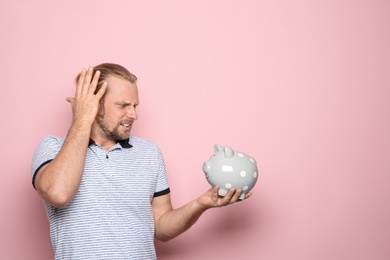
[152,186,251,242]
[34,67,107,208]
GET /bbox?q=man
[32,63,251,259]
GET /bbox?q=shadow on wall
[155,201,263,257]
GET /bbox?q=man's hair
[74,63,138,118]
[75,63,137,93]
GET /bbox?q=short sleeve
[154,145,170,196]
[31,135,65,188]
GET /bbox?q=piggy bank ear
[224,146,234,158]
[214,144,223,152]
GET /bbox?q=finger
[230,189,242,204]
[222,188,237,205]
[76,69,86,97]
[244,191,253,199]
[82,67,94,95]
[211,186,219,203]
[89,70,101,94]
[95,81,108,100]
[66,97,74,104]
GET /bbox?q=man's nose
[126,106,138,120]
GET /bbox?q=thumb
[66,97,74,104]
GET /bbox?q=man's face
[96,76,139,142]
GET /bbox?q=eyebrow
[116,101,139,106]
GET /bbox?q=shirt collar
[88,138,133,148]
[118,138,132,148]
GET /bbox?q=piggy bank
[202,144,258,200]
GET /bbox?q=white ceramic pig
[202,144,258,200]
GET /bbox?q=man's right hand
[66,67,107,126]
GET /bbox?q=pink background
[1,1,389,259]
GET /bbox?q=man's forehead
[106,75,136,87]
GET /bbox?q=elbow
[48,194,72,209]
[38,187,74,208]
[155,233,175,242]
[157,238,172,243]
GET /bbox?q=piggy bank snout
[202,161,211,177]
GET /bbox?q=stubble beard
[97,116,130,141]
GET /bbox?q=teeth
[121,123,130,127]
